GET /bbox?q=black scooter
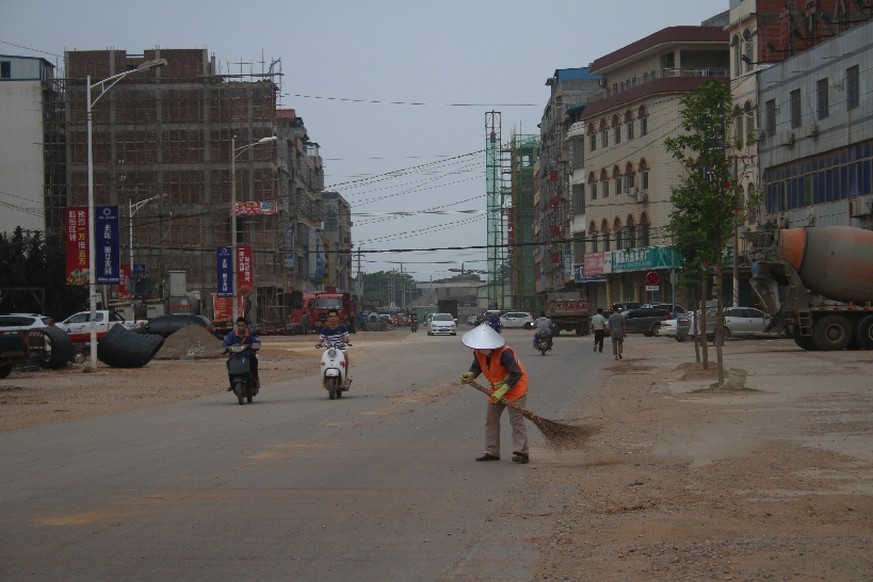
[223,343,260,405]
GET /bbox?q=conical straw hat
[461,323,506,349]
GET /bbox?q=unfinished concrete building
[61,48,344,327]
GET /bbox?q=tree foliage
[664,80,744,383]
[360,270,422,309]
[664,80,742,274]
[0,227,87,318]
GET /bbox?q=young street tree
[664,80,745,386]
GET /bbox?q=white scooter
[318,340,351,400]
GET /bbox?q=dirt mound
[153,325,223,360]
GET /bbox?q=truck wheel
[0,363,12,379]
[812,315,851,350]
[793,330,818,350]
[854,315,873,349]
[39,326,74,369]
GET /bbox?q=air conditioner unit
[781,131,795,147]
[636,191,648,203]
[627,186,637,197]
[806,124,819,138]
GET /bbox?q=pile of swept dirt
[153,325,224,360]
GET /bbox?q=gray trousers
[484,394,528,457]
[611,336,624,357]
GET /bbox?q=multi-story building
[573,20,729,308]
[0,55,65,236]
[758,15,873,230]
[506,134,539,313]
[535,68,602,297]
[60,48,349,325]
[727,0,855,306]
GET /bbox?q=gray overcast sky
[3,0,726,280]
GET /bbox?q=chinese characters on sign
[216,247,233,297]
[236,245,253,296]
[65,207,89,286]
[96,205,120,284]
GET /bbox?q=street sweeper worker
[459,323,530,464]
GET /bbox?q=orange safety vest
[474,346,528,403]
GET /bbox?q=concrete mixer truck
[744,225,873,350]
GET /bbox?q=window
[732,35,742,76]
[766,99,777,136]
[615,175,622,194]
[603,179,610,198]
[614,124,621,145]
[572,184,585,214]
[641,170,649,190]
[614,219,623,249]
[571,142,584,169]
[847,65,859,110]
[627,120,634,140]
[601,129,609,148]
[590,182,597,200]
[817,78,829,120]
[640,115,648,136]
[589,133,597,152]
[790,89,801,129]
[0,61,10,79]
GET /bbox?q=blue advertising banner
[95,205,120,284]
[216,247,234,297]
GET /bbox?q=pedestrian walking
[606,305,626,360]
[591,307,607,353]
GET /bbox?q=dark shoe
[476,453,500,462]
[619,353,623,359]
[227,386,233,392]
[512,453,530,464]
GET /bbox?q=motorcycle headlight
[327,348,338,358]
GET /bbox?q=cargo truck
[745,225,873,350]
[544,290,591,336]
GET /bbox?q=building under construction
[54,48,351,327]
[484,111,539,312]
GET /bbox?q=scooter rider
[222,317,261,394]
[315,309,352,387]
[532,311,553,348]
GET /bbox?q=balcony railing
[589,67,729,103]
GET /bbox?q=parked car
[683,307,787,340]
[426,313,457,336]
[0,313,53,331]
[643,303,687,315]
[137,314,215,338]
[611,302,641,312]
[621,308,672,336]
[655,313,693,341]
[500,311,534,329]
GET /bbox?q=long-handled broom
[465,380,597,449]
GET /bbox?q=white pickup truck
[56,310,147,341]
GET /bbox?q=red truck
[290,289,358,333]
[544,290,591,336]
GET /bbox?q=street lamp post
[86,58,166,370]
[128,193,164,309]
[230,135,277,323]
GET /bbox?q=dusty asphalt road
[1,327,872,580]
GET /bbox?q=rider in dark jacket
[222,317,261,393]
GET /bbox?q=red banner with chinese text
[236,245,253,296]
[65,207,89,286]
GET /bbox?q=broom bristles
[466,380,596,449]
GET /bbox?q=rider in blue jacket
[222,317,261,393]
